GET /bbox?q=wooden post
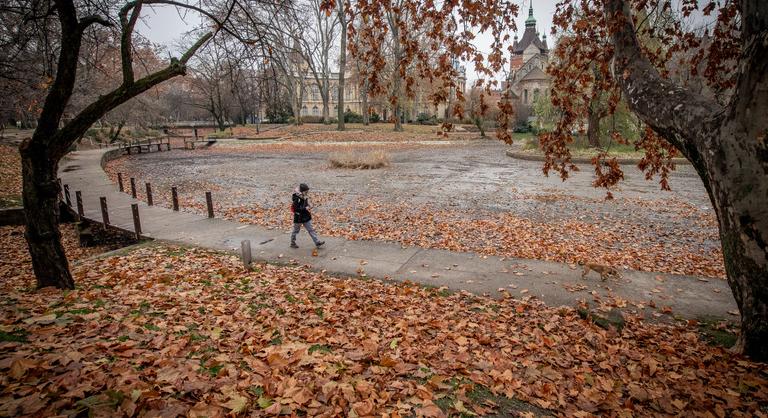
[146,182,153,206]
[131,203,142,239]
[206,191,214,218]
[171,187,179,211]
[117,173,124,192]
[75,191,84,218]
[130,177,137,198]
[241,240,252,269]
[63,184,71,206]
[100,197,109,226]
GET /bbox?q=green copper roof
[525,2,536,26]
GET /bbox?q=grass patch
[0,328,28,343]
[309,344,332,354]
[0,196,22,208]
[521,135,643,158]
[697,318,738,348]
[329,149,390,169]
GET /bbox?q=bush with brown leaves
[329,149,391,169]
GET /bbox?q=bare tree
[14,0,247,289]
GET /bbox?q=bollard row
[58,174,217,244]
[115,173,216,218]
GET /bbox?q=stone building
[297,61,466,121]
[504,2,551,109]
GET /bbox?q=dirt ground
[106,137,724,278]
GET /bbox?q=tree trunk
[361,85,369,125]
[389,11,404,132]
[604,0,768,360]
[712,169,768,360]
[337,2,347,131]
[20,142,74,289]
[321,84,330,124]
[586,100,601,148]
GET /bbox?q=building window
[533,89,540,102]
[312,86,319,101]
[312,106,319,115]
[524,89,528,104]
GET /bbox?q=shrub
[329,149,390,169]
[513,122,532,133]
[417,112,439,125]
[369,112,381,123]
[344,110,364,123]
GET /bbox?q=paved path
[59,147,738,320]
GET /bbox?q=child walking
[290,183,325,248]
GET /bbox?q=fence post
[206,191,214,218]
[63,184,71,206]
[130,177,137,198]
[146,183,153,206]
[241,240,252,270]
[75,191,84,218]
[117,173,124,192]
[131,203,142,239]
[100,197,109,226]
[171,187,179,211]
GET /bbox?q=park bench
[121,137,171,154]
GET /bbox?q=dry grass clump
[329,149,390,169]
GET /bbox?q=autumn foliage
[1,227,767,416]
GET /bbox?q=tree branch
[31,0,82,144]
[603,0,723,167]
[50,32,213,158]
[119,0,143,85]
[78,14,112,31]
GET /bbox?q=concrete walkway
[59,147,738,320]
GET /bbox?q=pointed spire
[525,0,537,27]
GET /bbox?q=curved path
[59,147,737,320]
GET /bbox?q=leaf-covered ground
[106,142,725,278]
[1,226,766,417]
[0,145,22,207]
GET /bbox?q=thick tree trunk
[586,101,601,148]
[337,2,347,131]
[605,0,768,360]
[20,142,74,289]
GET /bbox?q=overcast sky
[137,0,713,84]
[137,0,559,82]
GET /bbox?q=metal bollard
[131,203,142,239]
[63,184,71,206]
[100,197,109,226]
[146,183,153,206]
[171,187,179,211]
[130,177,137,198]
[75,191,84,218]
[117,173,124,192]
[241,240,252,269]
[206,191,214,218]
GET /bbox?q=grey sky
[137,0,559,76]
[137,0,713,84]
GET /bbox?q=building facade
[297,62,467,121]
[504,3,551,108]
